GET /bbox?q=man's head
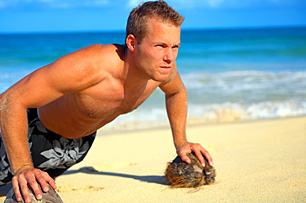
[126,0,184,44]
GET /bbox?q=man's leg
[0,108,96,186]
[27,108,96,178]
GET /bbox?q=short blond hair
[126,0,185,43]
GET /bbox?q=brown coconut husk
[165,153,216,188]
[4,183,63,203]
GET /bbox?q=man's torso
[38,44,162,138]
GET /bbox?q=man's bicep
[6,65,69,108]
[5,51,100,108]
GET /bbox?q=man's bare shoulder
[75,44,125,72]
[50,44,125,83]
[79,44,125,60]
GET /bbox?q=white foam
[101,100,306,131]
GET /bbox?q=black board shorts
[0,108,96,185]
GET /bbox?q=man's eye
[157,44,166,48]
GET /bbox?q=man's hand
[176,142,214,167]
[12,167,56,203]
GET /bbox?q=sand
[1,116,305,202]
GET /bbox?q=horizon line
[1,24,306,35]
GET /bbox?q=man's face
[134,18,181,82]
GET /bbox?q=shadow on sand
[63,166,167,185]
[0,166,167,197]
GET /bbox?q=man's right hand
[12,167,56,203]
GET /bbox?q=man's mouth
[160,66,171,69]
[158,66,171,75]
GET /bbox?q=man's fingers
[47,179,57,191]
[177,145,192,164]
[201,148,214,166]
[41,171,56,191]
[176,142,214,166]
[13,168,53,202]
[188,143,214,166]
[19,176,32,203]
[12,177,22,202]
[27,180,42,201]
[33,169,50,195]
[181,155,191,164]
[177,143,208,165]
[26,170,44,201]
[194,150,205,167]
[179,153,191,164]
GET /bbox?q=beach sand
[1,116,305,202]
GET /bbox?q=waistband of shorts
[27,108,56,134]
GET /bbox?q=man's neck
[123,49,150,89]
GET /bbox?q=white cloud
[51,2,70,8]
[37,0,55,2]
[0,0,111,9]
[0,0,18,9]
[125,0,195,9]
[79,0,110,8]
[206,0,224,8]
[93,0,109,6]
[50,0,110,8]
[124,0,224,10]
[167,0,195,9]
[0,1,5,8]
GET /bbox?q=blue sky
[0,0,305,33]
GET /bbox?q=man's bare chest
[76,82,159,119]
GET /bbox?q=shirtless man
[0,1,213,202]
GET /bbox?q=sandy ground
[1,116,306,202]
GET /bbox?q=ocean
[1,27,306,131]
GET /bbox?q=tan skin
[0,18,213,202]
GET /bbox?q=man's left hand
[176,142,214,167]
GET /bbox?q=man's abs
[38,94,119,139]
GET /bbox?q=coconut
[165,153,216,188]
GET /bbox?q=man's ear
[126,34,137,52]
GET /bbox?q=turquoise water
[1,27,306,130]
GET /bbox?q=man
[0,1,213,202]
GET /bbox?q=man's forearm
[165,87,188,148]
[162,75,214,166]
[0,97,33,174]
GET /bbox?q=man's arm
[0,45,105,202]
[159,69,213,167]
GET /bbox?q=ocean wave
[188,100,306,122]
[101,100,306,132]
[182,71,306,104]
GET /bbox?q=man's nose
[164,48,175,63]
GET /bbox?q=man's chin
[152,75,169,82]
